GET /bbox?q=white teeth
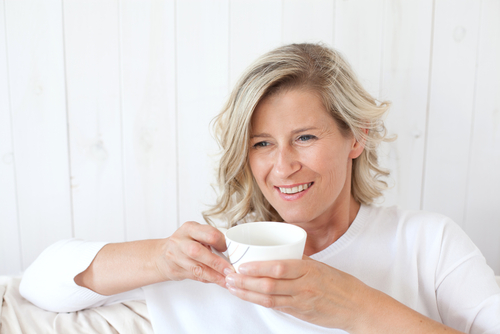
[279,183,312,194]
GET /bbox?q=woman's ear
[348,129,368,159]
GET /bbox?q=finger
[226,284,295,309]
[182,260,227,287]
[238,259,307,279]
[226,274,297,295]
[183,221,227,252]
[182,240,233,276]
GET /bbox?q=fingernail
[225,275,235,286]
[238,266,248,275]
[226,283,237,293]
[224,267,234,276]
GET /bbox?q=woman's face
[248,88,364,225]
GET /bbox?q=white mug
[214,222,307,273]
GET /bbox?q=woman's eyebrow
[291,127,318,134]
[250,133,271,139]
[250,127,319,138]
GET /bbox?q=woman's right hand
[155,221,234,288]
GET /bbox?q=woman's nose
[273,146,301,178]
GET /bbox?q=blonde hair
[204,43,392,227]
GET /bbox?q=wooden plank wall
[2,0,73,274]
[1,0,499,275]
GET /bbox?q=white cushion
[0,276,152,334]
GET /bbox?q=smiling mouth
[277,182,313,194]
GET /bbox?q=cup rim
[225,221,307,248]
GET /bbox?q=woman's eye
[297,135,316,142]
[252,141,270,148]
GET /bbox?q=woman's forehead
[250,89,333,131]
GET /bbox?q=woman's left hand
[224,256,370,331]
[225,257,466,334]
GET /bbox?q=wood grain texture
[176,0,229,226]
[282,0,334,45]
[4,0,72,269]
[423,0,481,227]
[229,0,282,87]
[463,0,500,274]
[0,0,22,275]
[63,0,125,242]
[379,0,433,210]
[120,0,178,240]
[333,0,385,99]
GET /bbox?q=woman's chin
[280,213,313,225]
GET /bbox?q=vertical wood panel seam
[462,0,484,231]
[2,0,23,270]
[420,0,437,211]
[378,0,390,201]
[332,0,336,46]
[378,0,387,101]
[60,0,75,239]
[174,0,180,228]
[228,0,231,91]
[117,0,127,240]
[280,0,284,44]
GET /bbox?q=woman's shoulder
[367,204,460,231]
[364,205,475,249]
[366,204,480,259]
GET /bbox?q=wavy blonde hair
[204,43,392,227]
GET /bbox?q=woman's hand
[75,221,233,296]
[224,257,465,333]
[156,221,234,288]
[224,256,365,330]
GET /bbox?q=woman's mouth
[277,182,313,194]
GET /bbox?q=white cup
[216,222,307,273]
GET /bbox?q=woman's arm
[74,239,168,295]
[19,238,142,312]
[224,257,465,334]
[76,221,233,296]
[21,221,234,312]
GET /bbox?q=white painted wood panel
[333,0,385,99]
[282,0,334,46]
[63,0,125,242]
[378,0,433,210]
[0,0,498,276]
[229,0,282,87]
[423,0,481,227]
[120,0,178,240]
[4,0,72,269]
[176,0,229,226]
[463,0,500,274]
[0,0,22,275]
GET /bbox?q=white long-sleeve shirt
[20,205,500,333]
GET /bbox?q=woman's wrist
[75,239,170,296]
[150,237,171,282]
[349,286,464,334]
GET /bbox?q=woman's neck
[301,196,361,256]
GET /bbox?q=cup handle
[211,227,230,263]
[211,247,230,263]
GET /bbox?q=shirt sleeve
[435,220,500,334]
[19,239,145,313]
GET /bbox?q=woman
[20,44,500,333]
